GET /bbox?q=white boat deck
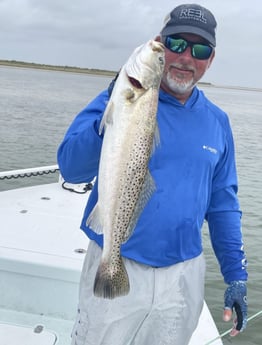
[0,180,223,344]
[0,321,57,345]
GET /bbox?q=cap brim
[161,25,216,47]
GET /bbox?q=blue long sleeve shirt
[57,87,248,284]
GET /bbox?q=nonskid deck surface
[0,308,73,345]
[0,182,90,268]
[0,323,56,345]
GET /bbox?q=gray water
[0,66,261,344]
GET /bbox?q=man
[57,4,248,345]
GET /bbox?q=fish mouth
[152,41,165,53]
[128,76,143,89]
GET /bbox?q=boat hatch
[0,323,57,344]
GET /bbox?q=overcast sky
[0,0,261,88]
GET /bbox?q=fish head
[125,40,165,91]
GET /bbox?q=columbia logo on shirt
[202,145,217,154]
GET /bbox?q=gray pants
[71,241,205,345]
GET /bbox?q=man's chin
[165,73,196,94]
[167,79,195,94]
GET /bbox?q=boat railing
[0,165,93,194]
[0,164,59,180]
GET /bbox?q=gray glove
[223,280,248,336]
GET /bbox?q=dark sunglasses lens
[192,44,213,60]
[165,37,188,53]
[165,37,213,60]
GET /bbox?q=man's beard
[165,70,196,94]
[164,63,197,94]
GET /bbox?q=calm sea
[0,66,261,344]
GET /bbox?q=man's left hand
[223,280,248,336]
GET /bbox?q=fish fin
[86,204,103,234]
[93,257,130,299]
[123,170,156,242]
[99,100,114,135]
[152,123,160,154]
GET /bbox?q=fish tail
[93,258,130,299]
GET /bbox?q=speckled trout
[86,40,165,299]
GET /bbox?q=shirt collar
[159,86,200,108]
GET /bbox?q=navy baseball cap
[160,4,217,47]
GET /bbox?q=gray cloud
[0,0,261,87]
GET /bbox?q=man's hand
[223,280,248,336]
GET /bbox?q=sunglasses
[164,36,213,60]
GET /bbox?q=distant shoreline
[0,59,117,77]
[0,59,261,92]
